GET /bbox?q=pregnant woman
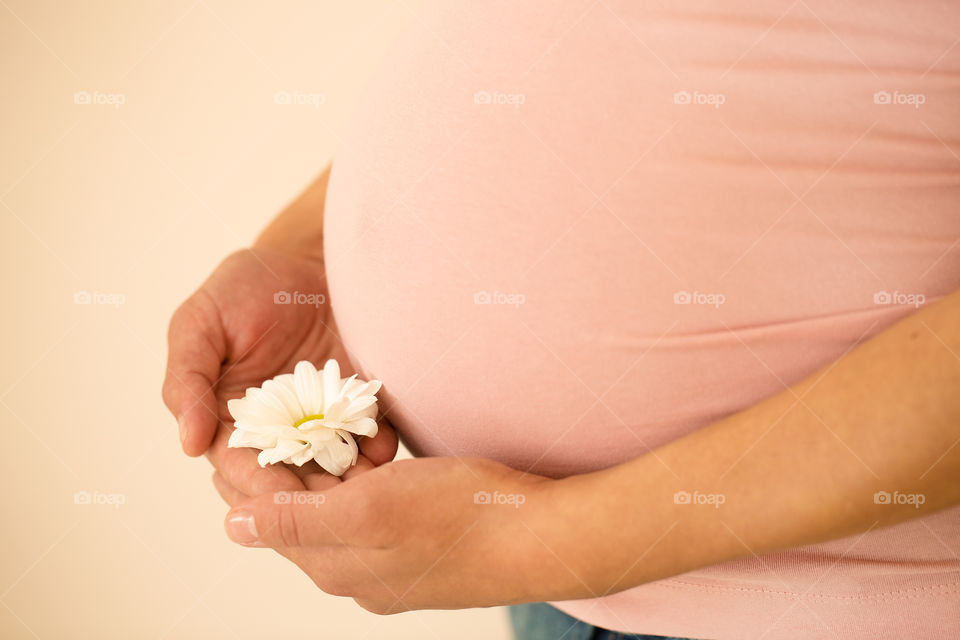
[162,2,960,638]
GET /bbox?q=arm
[550,287,960,595]
[253,165,330,259]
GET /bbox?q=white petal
[227,396,272,424]
[341,417,378,438]
[343,396,377,418]
[341,377,382,400]
[289,447,316,466]
[322,396,351,422]
[245,387,291,425]
[294,361,323,415]
[309,431,357,475]
[228,429,277,449]
[338,429,359,461]
[232,420,290,436]
[358,379,383,398]
[339,374,363,398]
[257,448,281,466]
[312,450,348,476]
[322,359,342,411]
[258,439,308,467]
[300,426,336,446]
[262,377,303,422]
[227,397,256,423]
[295,419,337,436]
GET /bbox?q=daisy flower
[227,359,382,476]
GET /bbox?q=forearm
[253,165,331,259]
[544,290,960,597]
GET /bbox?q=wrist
[253,227,324,261]
[512,468,633,601]
[525,456,738,600]
[254,166,330,260]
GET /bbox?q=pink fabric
[323,1,960,637]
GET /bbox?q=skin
[164,166,960,615]
[161,167,399,496]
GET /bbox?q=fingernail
[226,510,261,546]
[177,416,187,446]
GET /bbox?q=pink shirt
[323,1,960,637]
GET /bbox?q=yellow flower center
[293,413,325,429]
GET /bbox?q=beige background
[0,1,511,637]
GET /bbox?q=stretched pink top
[324,1,960,637]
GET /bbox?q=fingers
[213,467,336,510]
[224,487,357,548]
[162,293,225,456]
[212,471,247,508]
[358,420,398,467]
[206,423,306,496]
[290,460,332,484]
[279,459,340,491]
[341,455,375,481]
[302,471,342,492]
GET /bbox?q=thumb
[162,293,225,456]
[224,491,350,548]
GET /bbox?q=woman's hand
[214,456,587,613]
[162,247,398,497]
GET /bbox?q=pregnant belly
[323,1,960,477]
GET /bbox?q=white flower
[227,359,381,476]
